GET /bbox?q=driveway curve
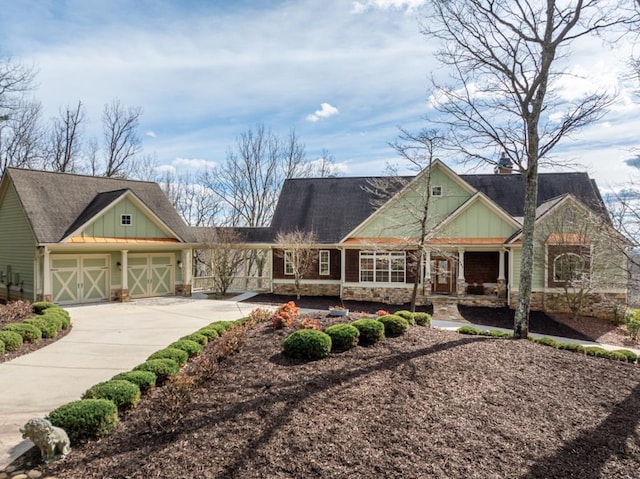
[0,297,260,468]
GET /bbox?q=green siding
[358,165,472,238]
[81,197,170,239]
[0,182,36,300]
[435,201,518,239]
[511,249,521,289]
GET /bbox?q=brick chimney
[494,151,513,174]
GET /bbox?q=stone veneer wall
[175,284,192,296]
[273,282,340,297]
[509,291,626,319]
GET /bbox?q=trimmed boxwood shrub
[557,342,586,353]
[351,319,385,345]
[209,321,235,334]
[82,379,141,411]
[457,325,480,335]
[196,327,220,341]
[377,314,409,337]
[40,310,64,331]
[413,312,432,327]
[0,330,23,351]
[2,322,42,343]
[394,310,416,325]
[169,339,203,358]
[31,301,58,315]
[181,332,208,346]
[611,349,638,363]
[134,358,180,385]
[111,370,157,393]
[584,346,612,359]
[148,347,189,366]
[24,316,58,339]
[0,339,4,355]
[47,399,118,444]
[324,323,360,351]
[42,308,71,329]
[533,337,561,348]
[283,329,332,360]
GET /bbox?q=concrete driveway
[0,296,262,469]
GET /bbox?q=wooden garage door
[128,254,173,298]
[51,255,109,305]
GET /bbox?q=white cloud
[172,157,217,170]
[351,0,427,14]
[306,102,340,122]
[145,130,157,138]
[154,164,176,175]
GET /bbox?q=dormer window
[121,214,132,226]
[431,185,443,197]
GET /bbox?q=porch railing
[191,276,271,293]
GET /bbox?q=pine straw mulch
[40,312,640,479]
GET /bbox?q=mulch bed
[40,313,640,479]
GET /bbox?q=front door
[431,258,454,294]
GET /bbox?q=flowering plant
[296,316,321,331]
[272,301,299,329]
[376,309,390,317]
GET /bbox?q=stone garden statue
[20,417,71,463]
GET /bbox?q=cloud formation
[306,103,340,122]
[351,0,427,14]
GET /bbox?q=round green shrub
[0,330,23,351]
[180,332,208,346]
[134,358,180,385]
[0,339,4,355]
[47,399,119,445]
[611,349,638,363]
[457,325,480,335]
[351,319,385,345]
[169,339,203,358]
[31,301,58,315]
[324,323,359,351]
[534,337,561,348]
[2,322,42,343]
[82,379,141,411]
[24,317,58,338]
[413,312,432,327]
[584,346,612,358]
[40,310,64,331]
[283,329,332,360]
[209,321,235,334]
[42,308,71,329]
[557,342,586,353]
[148,347,189,366]
[609,351,630,362]
[111,370,157,393]
[394,310,416,325]
[377,314,409,337]
[196,327,220,341]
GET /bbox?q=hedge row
[0,302,71,355]
[46,315,252,445]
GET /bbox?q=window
[360,251,405,283]
[319,250,330,275]
[431,185,443,197]
[120,214,132,226]
[553,253,585,282]
[284,251,294,275]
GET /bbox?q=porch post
[42,247,52,302]
[424,250,431,295]
[457,248,466,296]
[498,249,506,281]
[181,249,193,296]
[120,250,129,302]
[340,248,346,299]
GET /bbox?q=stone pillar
[457,249,466,296]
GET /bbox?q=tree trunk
[514,166,539,338]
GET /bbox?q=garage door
[128,254,174,298]
[51,255,109,305]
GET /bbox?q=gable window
[120,214,132,226]
[284,251,294,275]
[431,185,443,197]
[319,250,330,275]
[553,253,585,283]
[360,251,405,283]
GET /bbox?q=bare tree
[0,58,36,113]
[275,229,318,300]
[46,101,84,172]
[161,170,220,227]
[198,228,245,296]
[0,99,45,173]
[102,99,142,178]
[422,0,637,338]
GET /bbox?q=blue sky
[1,0,638,191]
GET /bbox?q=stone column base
[175,284,192,296]
[456,279,466,296]
[112,289,130,302]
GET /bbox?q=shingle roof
[191,226,273,244]
[269,172,607,244]
[4,168,195,243]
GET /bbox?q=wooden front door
[431,258,454,294]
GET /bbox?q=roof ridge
[6,167,158,185]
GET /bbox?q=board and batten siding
[435,200,518,239]
[81,197,170,239]
[0,182,37,301]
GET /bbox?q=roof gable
[3,168,194,244]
